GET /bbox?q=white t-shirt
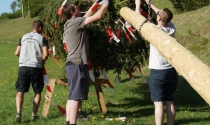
[19,32,48,68]
[148,22,176,69]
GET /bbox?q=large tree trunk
[120,7,210,105]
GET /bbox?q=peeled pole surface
[120,7,210,105]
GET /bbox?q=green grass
[0,2,210,125]
[172,5,210,66]
[0,17,38,43]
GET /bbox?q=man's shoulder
[65,17,86,30]
[22,32,43,40]
[167,22,176,37]
[74,17,86,24]
[22,32,36,36]
[22,32,31,36]
[167,22,175,29]
[69,17,85,21]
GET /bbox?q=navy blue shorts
[149,68,178,101]
[65,61,89,100]
[15,66,44,93]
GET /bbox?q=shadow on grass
[105,76,154,119]
[21,113,64,124]
[175,76,209,108]
[46,113,66,119]
[175,116,210,125]
[105,75,210,124]
[174,76,210,124]
[106,98,153,118]
[120,76,142,83]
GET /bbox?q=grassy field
[0,1,210,125]
[172,5,210,67]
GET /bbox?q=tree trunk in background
[21,3,24,18]
[120,7,210,105]
[27,1,30,17]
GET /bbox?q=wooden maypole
[120,7,210,104]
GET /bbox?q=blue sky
[0,0,15,15]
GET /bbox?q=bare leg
[165,101,175,125]
[66,100,71,122]
[32,93,41,116]
[16,92,24,113]
[154,101,164,125]
[69,100,79,124]
[66,99,82,123]
[15,92,24,123]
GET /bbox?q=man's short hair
[160,8,173,25]
[32,20,44,30]
[62,3,75,19]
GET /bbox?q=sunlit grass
[0,2,210,125]
[0,17,38,43]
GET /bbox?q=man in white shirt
[136,0,178,125]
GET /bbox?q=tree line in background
[170,0,210,12]
[1,0,210,20]
[0,0,49,20]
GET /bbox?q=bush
[170,0,210,12]
[0,13,10,20]
[0,10,21,20]
[10,10,22,19]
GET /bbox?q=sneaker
[14,112,21,124]
[77,111,88,121]
[31,115,39,121]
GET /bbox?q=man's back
[19,32,44,68]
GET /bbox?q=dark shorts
[149,68,178,101]
[65,61,89,100]
[16,66,44,93]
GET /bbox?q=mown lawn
[0,1,210,124]
[0,42,210,125]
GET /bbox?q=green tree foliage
[27,0,50,18]
[170,0,210,12]
[0,10,21,20]
[0,0,22,20]
[0,13,10,20]
[17,0,50,18]
[10,1,17,13]
[39,0,154,76]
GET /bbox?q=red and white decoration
[53,46,59,64]
[57,0,67,15]
[106,26,120,43]
[88,60,95,82]
[102,69,114,91]
[42,66,52,92]
[126,68,134,82]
